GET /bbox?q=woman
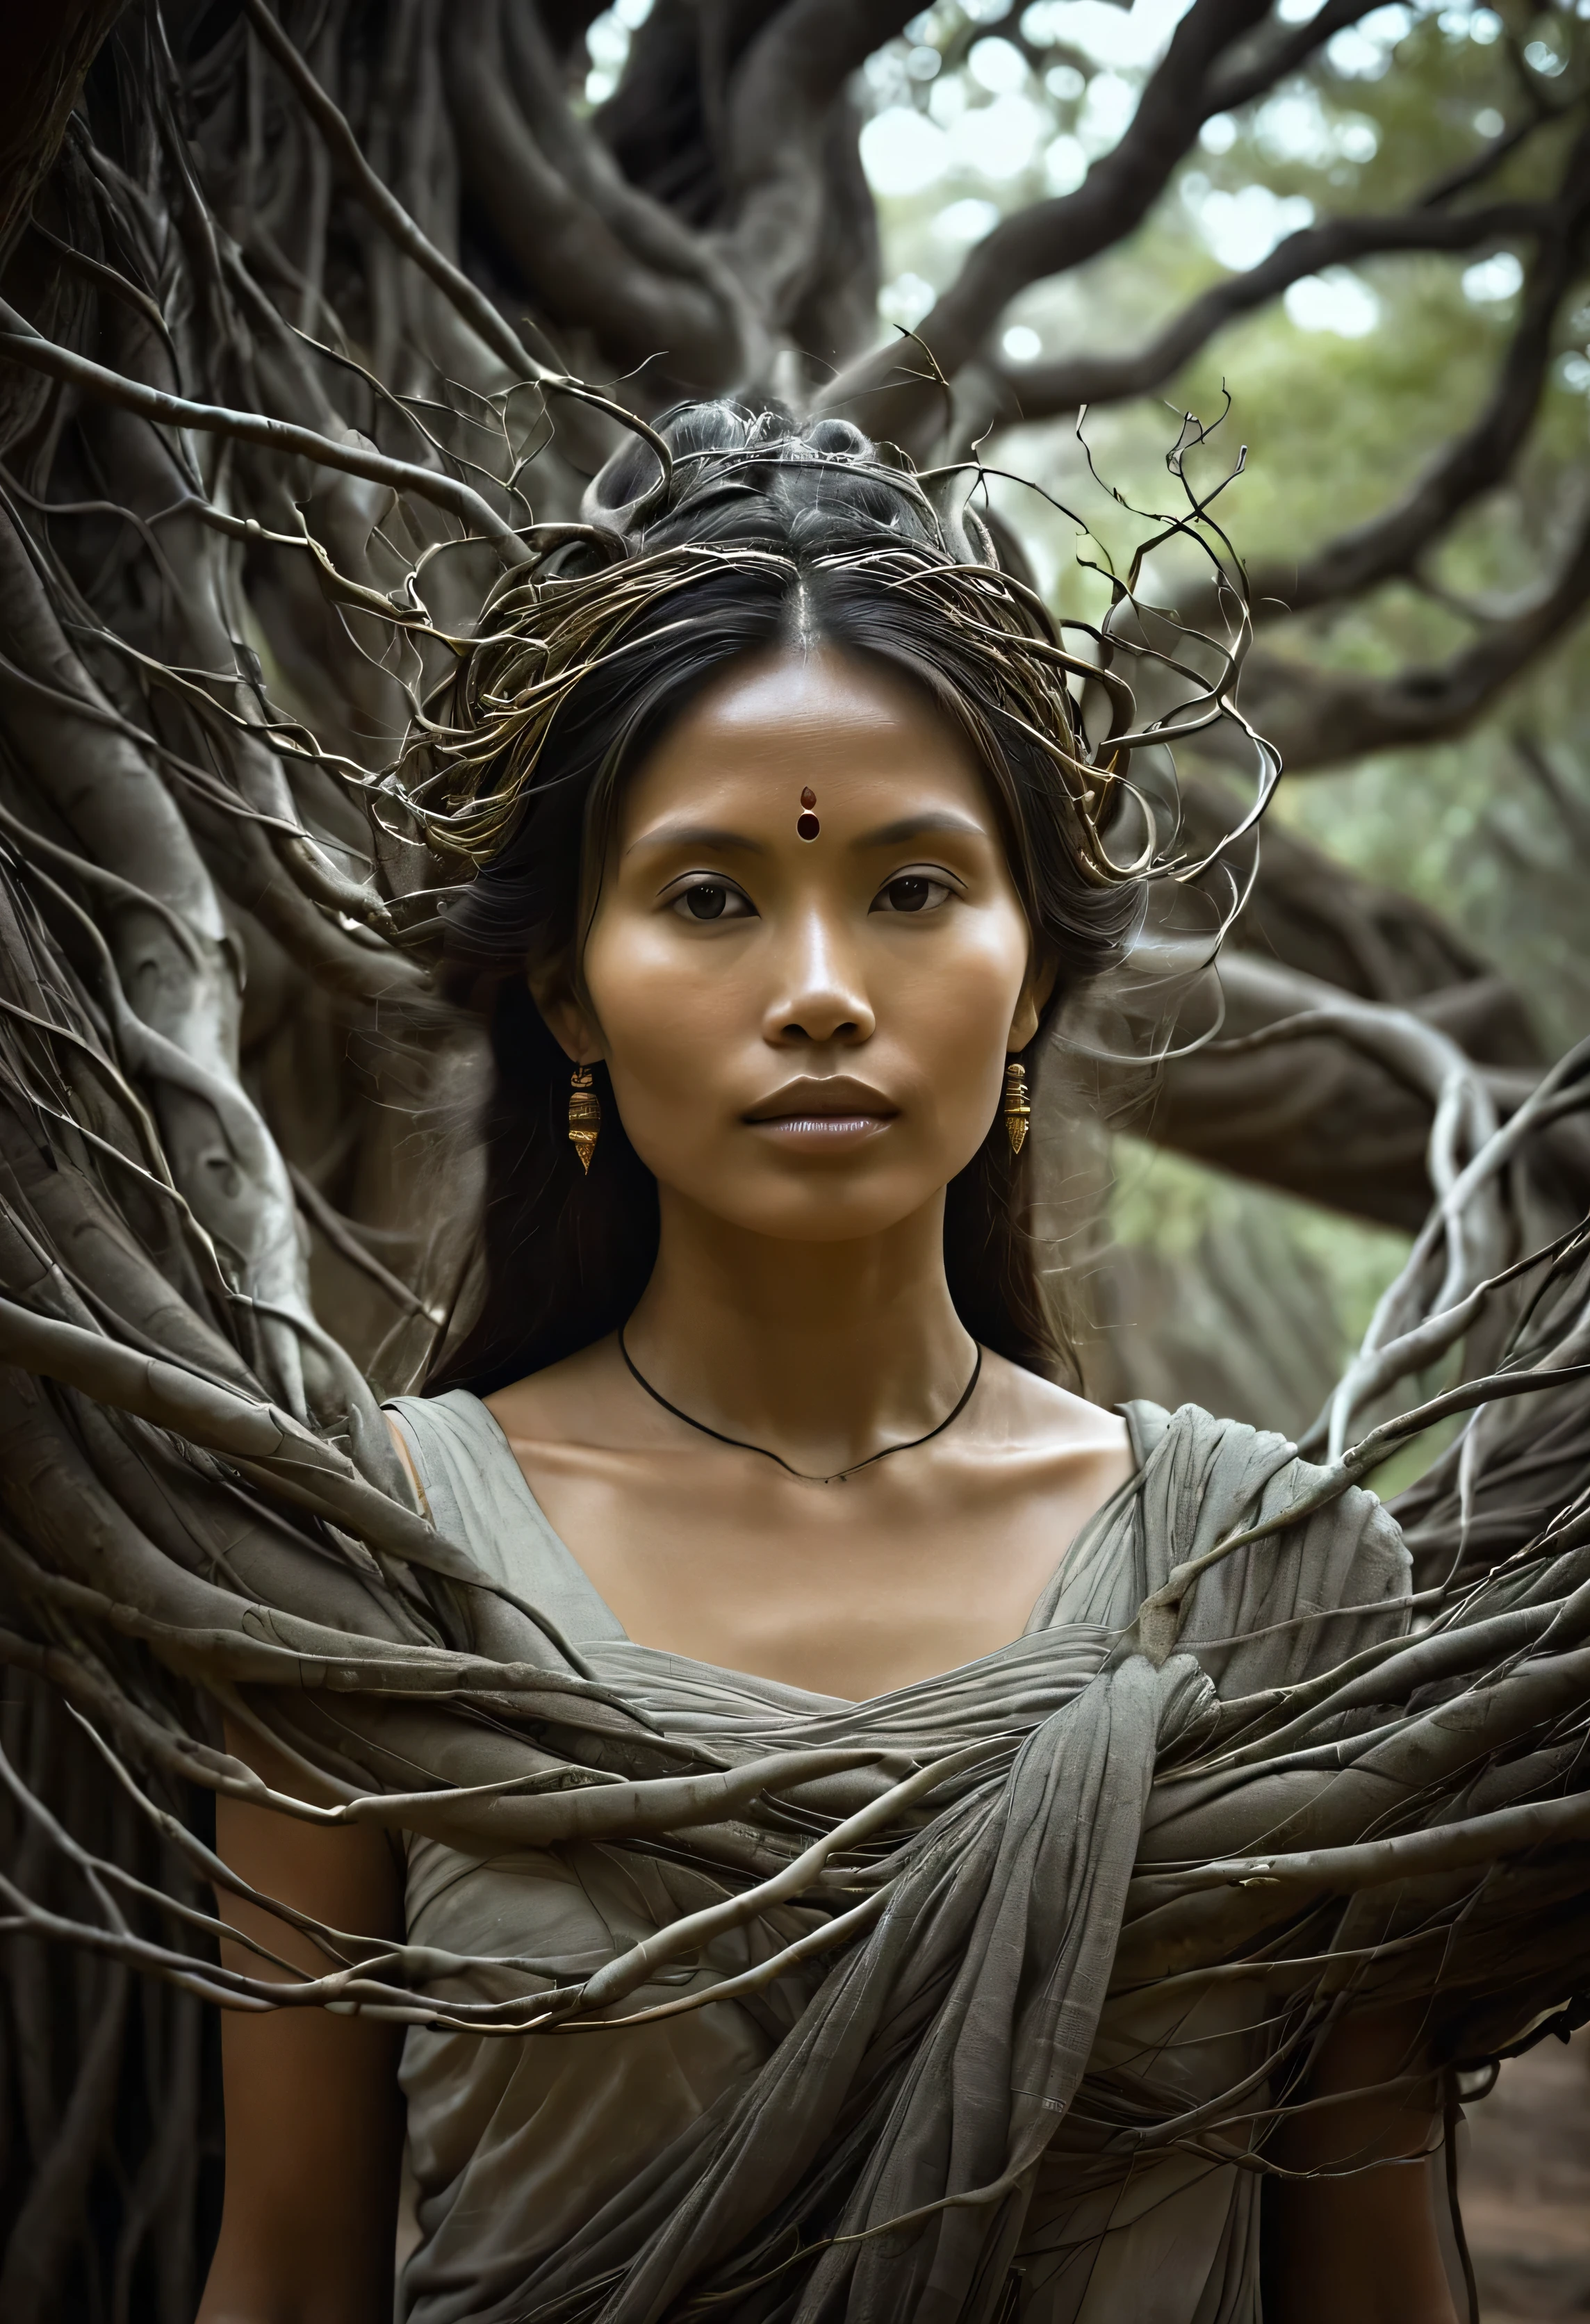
[197,405,1459,2324]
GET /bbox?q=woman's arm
[1266,2004,1459,2324]
[197,1721,407,2324]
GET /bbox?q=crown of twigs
[396,413,1272,903]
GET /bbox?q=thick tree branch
[0,301,525,553]
[1201,0,1383,113]
[443,0,743,384]
[1228,501,1590,772]
[498,0,752,344]
[982,200,1553,426]
[819,0,1363,449]
[1178,775,1529,1026]
[1133,125,1590,631]
[0,1,129,247]
[240,0,548,384]
[1002,172,1588,657]
[1419,93,1566,210]
[782,92,883,373]
[719,0,915,334]
[1245,159,1590,619]
[596,0,737,226]
[1153,956,1586,1231]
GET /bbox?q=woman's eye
[672,881,752,922]
[873,874,952,915]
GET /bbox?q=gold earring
[568,1065,600,1174]
[1002,1060,1031,1156]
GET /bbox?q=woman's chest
[509,1439,1128,1699]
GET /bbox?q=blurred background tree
[1,0,1588,2311]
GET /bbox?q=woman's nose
[763,910,876,1046]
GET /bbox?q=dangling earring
[568,1065,601,1174]
[1002,1059,1031,1156]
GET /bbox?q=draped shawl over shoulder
[382,1391,1411,2324]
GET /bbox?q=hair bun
[802,417,874,459]
[577,399,916,547]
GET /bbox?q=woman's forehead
[671,643,926,735]
[621,646,987,820]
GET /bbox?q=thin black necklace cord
[617,1328,983,1486]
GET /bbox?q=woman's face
[552,645,1047,1245]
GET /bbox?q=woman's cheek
[894,923,1028,1087]
[591,931,743,1148]
[589,915,699,1057]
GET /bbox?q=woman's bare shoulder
[482,1332,641,1453]
[972,1346,1131,1462]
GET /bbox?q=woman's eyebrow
[855,811,986,847]
[625,823,765,857]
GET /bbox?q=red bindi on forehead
[797,786,819,842]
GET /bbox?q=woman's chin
[669,1170,947,1250]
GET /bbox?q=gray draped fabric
[384,1390,1411,2324]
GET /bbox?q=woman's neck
[623,1188,976,1475]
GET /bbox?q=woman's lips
[752,1114,890,1142]
[744,1078,898,1145]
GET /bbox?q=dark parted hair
[424,402,1146,1396]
